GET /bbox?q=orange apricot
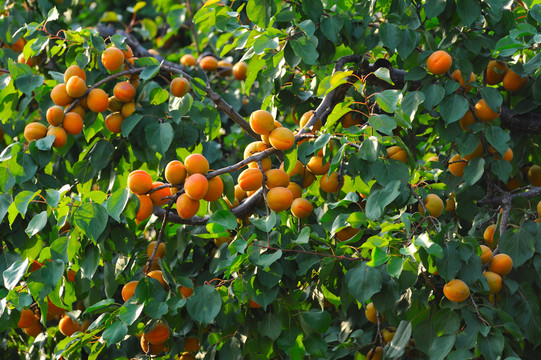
[113,82,136,102]
[59,315,80,337]
[443,279,470,302]
[483,224,496,248]
[489,253,513,276]
[244,141,271,171]
[459,110,476,131]
[266,187,294,212]
[217,60,233,76]
[463,140,485,161]
[144,322,170,345]
[128,170,153,195]
[238,168,264,191]
[287,182,303,199]
[105,112,124,133]
[69,104,86,119]
[46,106,65,126]
[451,69,475,91]
[23,320,43,337]
[320,172,340,193]
[63,112,83,135]
[448,154,467,177]
[299,110,322,131]
[235,184,248,202]
[149,182,170,206]
[51,83,74,106]
[176,193,200,219]
[483,271,502,293]
[64,64,86,83]
[261,120,282,145]
[178,352,196,360]
[528,164,541,187]
[101,47,125,71]
[418,193,444,218]
[479,245,493,265]
[184,173,209,200]
[165,160,187,185]
[336,226,359,241]
[199,56,218,71]
[108,96,123,112]
[203,176,224,202]
[185,153,209,175]
[181,54,197,67]
[147,270,168,290]
[147,241,166,259]
[503,69,528,92]
[184,337,199,352]
[47,126,67,148]
[233,61,248,80]
[269,127,295,150]
[265,169,290,189]
[386,146,407,164]
[18,309,37,328]
[136,195,153,221]
[426,50,452,75]
[250,110,275,136]
[367,346,383,360]
[280,160,304,178]
[46,297,66,321]
[170,77,191,97]
[87,88,109,113]
[291,198,313,218]
[66,76,86,98]
[121,101,136,118]
[486,60,508,85]
[249,299,262,308]
[365,302,378,323]
[341,112,362,128]
[118,44,133,59]
[474,99,500,122]
[307,156,330,175]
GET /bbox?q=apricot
[105,112,124,133]
[136,195,153,221]
[47,126,67,148]
[184,337,199,352]
[301,169,316,188]
[178,352,196,360]
[341,112,362,128]
[59,315,80,337]
[483,271,502,293]
[233,61,248,80]
[266,187,294,212]
[365,302,378,323]
[238,168,264,191]
[474,99,500,122]
[299,110,322,131]
[184,173,209,200]
[144,322,170,345]
[265,169,290,189]
[386,146,407,164]
[180,285,194,298]
[459,110,476,131]
[463,140,485,161]
[307,156,330,175]
[483,224,496,248]
[121,101,136,118]
[268,127,294,150]
[64,64,86,82]
[290,198,313,218]
[367,346,383,360]
[10,37,26,52]
[199,56,219,71]
[108,96,123,112]
[114,82,136,102]
[426,50,452,75]
[486,60,508,85]
[18,309,37,328]
[63,112,83,135]
[489,253,513,276]
[176,193,200,219]
[66,75,86,98]
[185,153,209,175]
[280,160,304,178]
[418,193,444,218]
[287,182,303,199]
[203,176,224,202]
[250,110,275,136]
[46,297,66,321]
[69,104,86,119]
[170,77,191,97]
[149,182,170,206]
[451,69,475,91]
[67,269,76,282]
[147,270,168,290]
[261,120,282,145]
[336,226,359,241]
[479,245,493,265]
[217,60,233,76]
[118,44,133,59]
[537,200,541,218]
[448,154,467,177]
[46,106,64,126]
[249,299,262,308]
[128,170,153,195]
[51,83,74,106]
[147,241,166,259]
[101,47,125,71]
[382,328,395,345]
[320,172,340,193]
[181,54,197,67]
[235,184,248,202]
[23,320,43,337]
[503,69,528,92]
[87,88,109,113]
[165,160,187,185]
[244,141,271,171]
[443,279,470,302]
[527,164,541,186]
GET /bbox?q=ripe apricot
[59,315,80,336]
[233,61,248,80]
[170,77,191,97]
[365,302,378,323]
[537,200,541,218]
[266,187,293,212]
[114,82,136,102]
[136,195,153,221]
[64,64,86,82]
[47,297,66,321]
[463,140,484,161]
[69,104,86,119]
[503,69,527,92]
[489,253,513,276]
[299,110,322,131]
[249,299,262,308]
[178,352,196,360]
[418,193,444,218]
[66,75,86,98]
[184,173,209,200]
[47,105,65,126]
[474,99,500,122]
[184,337,199,352]
[528,164,541,187]
[261,120,282,145]
[341,112,362,128]
[244,141,271,171]
[426,50,452,75]
[336,226,359,241]
[180,285,194,298]
[51,83,74,106]
[108,96,123,112]
[185,153,209,175]
[217,60,233,76]
[118,44,133,59]
[280,160,304,178]
[235,184,248,202]
[87,88,109,113]
[443,279,470,302]
[250,110,275,136]
[459,110,476,131]
[10,37,26,52]
[291,198,313,218]
[265,169,290,189]
[165,160,187,185]
[176,193,200,219]
[382,328,395,345]
[287,182,303,199]
[446,194,456,213]
[269,127,295,150]
[367,346,383,360]
[149,181,170,206]
[18,309,37,328]
[147,270,168,290]
[147,241,166,259]
[101,47,125,71]
[448,154,467,177]
[144,322,170,345]
[121,101,136,118]
[386,146,407,164]
[181,54,197,67]
[483,224,496,248]
[307,156,330,175]
[63,112,83,135]
[479,245,493,265]
[47,126,67,148]
[203,176,224,202]
[486,60,508,85]
[105,112,124,133]
[23,320,43,337]
[199,56,218,71]
[483,271,502,293]
[128,170,153,195]
[320,172,340,193]
[238,168,264,191]
[301,169,316,188]
[451,69,475,91]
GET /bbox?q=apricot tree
[1,0,541,359]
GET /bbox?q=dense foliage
[2,0,541,359]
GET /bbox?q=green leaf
[456,0,481,27]
[73,202,108,242]
[463,157,485,185]
[0,193,13,223]
[414,233,443,259]
[421,83,445,110]
[379,22,400,50]
[145,122,173,155]
[290,36,319,65]
[246,0,276,28]
[102,321,128,346]
[302,310,331,333]
[255,249,282,269]
[302,0,323,21]
[14,74,44,95]
[346,262,383,304]
[25,211,47,237]
[359,136,380,162]
[321,16,344,44]
[484,126,510,156]
[107,188,129,222]
[439,94,469,124]
[297,20,315,38]
[386,321,412,359]
[121,114,143,137]
[425,0,446,18]
[257,313,282,340]
[428,334,455,360]
[80,246,100,279]
[365,181,402,220]
[477,329,504,360]
[208,210,237,230]
[118,303,144,326]
[3,259,29,290]
[499,226,535,267]
[186,285,222,325]
[14,190,40,218]
[480,87,503,114]
[373,67,394,85]
[376,90,401,113]
[89,140,114,171]
[368,114,396,136]
[139,65,161,82]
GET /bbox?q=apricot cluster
[192,54,248,81]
